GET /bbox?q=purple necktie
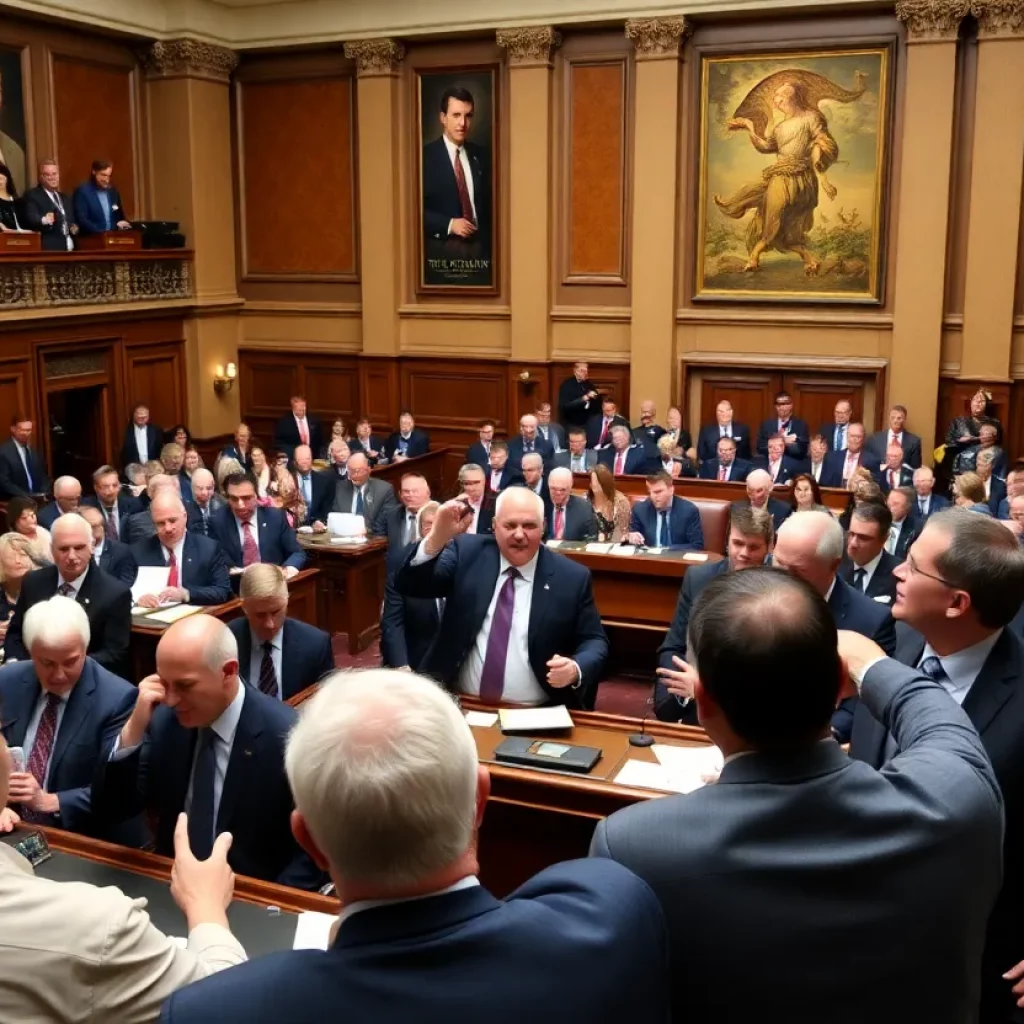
[478,567,521,704]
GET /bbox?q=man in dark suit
[422,86,491,250]
[37,475,82,529]
[886,487,920,561]
[327,452,398,535]
[823,422,870,489]
[655,505,773,724]
[0,595,135,837]
[92,615,321,889]
[0,414,49,500]
[772,509,897,743]
[349,418,386,466]
[466,419,496,469]
[875,442,915,493]
[72,159,130,236]
[806,435,838,486]
[273,395,323,462]
[753,434,804,487]
[22,159,78,251]
[733,469,793,534]
[976,448,1008,515]
[592,566,1003,1024]
[209,473,306,576]
[913,466,950,520]
[119,405,163,471]
[485,442,521,493]
[586,397,629,450]
[997,468,1024,520]
[632,400,666,462]
[696,400,752,464]
[228,564,333,701]
[558,361,602,429]
[840,502,899,605]
[384,412,430,462]
[187,468,225,538]
[866,404,923,470]
[5,514,132,679]
[628,472,704,550]
[120,474,201,544]
[291,445,333,526]
[507,413,554,472]
[817,398,853,454]
[535,402,566,453]
[395,488,608,709]
[130,492,231,607]
[551,428,598,474]
[849,508,1024,1023]
[516,453,550,507]
[597,425,647,476]
[546,468,596,542]
[756,390,809,460]
[698,436,752,483]
[380,472,432,557]
[80,506,137,586]
[160,671,669,1024]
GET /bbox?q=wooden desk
[372,447,449,499]
[297,536,388,653]
[129,567,320,681]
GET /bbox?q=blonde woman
[0,532,36,643]
[215,456,244,496]
[953,472,995,516]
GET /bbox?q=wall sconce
[518,370,532,382]
[213,361,237,394]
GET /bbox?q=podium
[77,230,142,252]
[0,232,40,253]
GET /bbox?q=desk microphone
[628,677,657,747]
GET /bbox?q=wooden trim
[676,308,894,329]
[397,303,512,320]
[549,305,631,322]
[240,301,362,316]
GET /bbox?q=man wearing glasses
[850,508,1024,1024]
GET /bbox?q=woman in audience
[790,473,832,515]
[839,472,884,531]
[165,423,192,449]
[215,456,243,496]
[182,446,204,484]
[952,472,995,515]
[589,464,631,543]
[268,466,306,527]
[221,422,254,471]
[250,446,272,498]
[0,163,26,233]
[5,497,52,563]
[945,387,1003,460]
[319,418,348,462]
[0,533,36,651]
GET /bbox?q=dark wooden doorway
[47,383,110,482]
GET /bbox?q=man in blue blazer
[597,425,648,476]
[130,492,231,607]
[80,506,137,586]
[395,488,608,709]
[912,466,950,520]
[119,406,163,471]
[627,472,704,550]
[466,419,496,469]
[756,390,810,460]
[228,564,333,701]
[36,476,82,530]
[822,422,870,490]
[209,472,306,575]
[753,434,805,486]
[72,160,131,236]
[698,436,752,482]
[874,442,915,493]
[383,412,430,462]
[696,400,752,463]
[92,614,322,889]
[380,570,441,673]
[0,595,135,838]
[0,416,49,500]
[506,413,555,472]
[546,468,596,542]
[159,671,669,1024]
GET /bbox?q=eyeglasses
[905,552,956,588]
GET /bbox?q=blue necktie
[658,510,668,547]
[355,487,364,516]
[836,426,844,450]
[301,474,311,504]
[21,447,32,492]
[919,655,948,686]
[188,729,216,860]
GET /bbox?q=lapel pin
[544,583,550,590]
[244,748,253,757]
[83,598,90,605]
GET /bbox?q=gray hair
[777,509,844,561]
[53,476,81,498]
[285,670,478,886]
[976,449,997,467]
[192,467,214,487]
[547,466,573,488]
[746,468,772,490]
[51,512,92,546]
[495,486,544,520]
[458,463,485,484]
[24,595,90,651]
[610,424,631,442]
[521,452,543,472]
[416,500,440,539]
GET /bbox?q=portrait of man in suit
[419,72,495,290]
[0,56,27,197]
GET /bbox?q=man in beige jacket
[0,726,246,1022]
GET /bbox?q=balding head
[79,505,105,546]
[146,473,179,499]
[547,466,573,506]
[191,467,215,509]
[294,445,313,474]
[347,452,370,486]
[494,486,545,566]
[52,476,82,513]
[746,469,773,507]
[156,615,240,729]
[150,490,187,549]
[773,510,844,596]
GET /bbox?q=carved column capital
[625,17,690,61]
[971,0,1024,38]
[343,38,405,77]
[496,26,562,68]
[142,39,239,83]
[895,0,969,42]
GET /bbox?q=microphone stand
[629,675,657,748]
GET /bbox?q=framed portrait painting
[695,47,892,304]
[417,66,498,294]
[0,46,28,197]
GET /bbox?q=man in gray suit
[592,566,1004,1024]
[550,428,597,474]
[329,451,397,535]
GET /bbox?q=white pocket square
[873,595,892,604]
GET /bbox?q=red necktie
[718,465,726,481]
[615,451,625,475]
[104,507,117,541]
[554,506,565,540]
[889,471,896,488]
[298,419,309,446]
[453,149,475,223]
[599,419,610,446]
[166,548,179,588]
[242,522,260,566]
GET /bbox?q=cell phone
[457,499,474,520]
[7,746,24,773]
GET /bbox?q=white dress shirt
[160,537,187,596]
[887,518,907,555]
[13,440,33,489]
[134,424,149,464]
[442,135,477,226]
[569,453,588,473]
[843,451,861,482]
[293,415,310,443]
[22,689,70,788]
[249,629,283,700]
[339,875,480,927]
[489,469,503,490]
[810,461,824,482]
[466,502,481,535]
[920,630,1003,706]
[852,549,884,592]
[47,189,74,251]
[718,424,734,438]
[92,539,105,566]
[295,472,313,506]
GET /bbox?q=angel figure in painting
[714,70,866,275]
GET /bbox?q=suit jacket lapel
[217,694,263,833]
[181,532,197,591]
[280,619,298,697]
[221,513,243,563]
[527,548,556,666]
[962,631,1019,736]
[236,622,253,685]
[50,662,96,775]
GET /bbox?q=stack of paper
[498,705,573,733]
[146,604,205,625]
[130,566,170,605]
[584,542,614,554]
[615,744,724,795]
[683,552,710,563]
[608,546,636,558]
[292,911,338,950]
[464,710,499,728]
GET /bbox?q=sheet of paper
[682,552,709,563]
[608,546,636,557]
[498,705,573,732]
[644,547,664,555]
[545,540,563,549]
[614,759,687,793]
[131,566,169,604]
[292,911,338,951]
[464,711,498,728]
[145,604,205,625]
[584,542,614,554]
[653,744,723,793]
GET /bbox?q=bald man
[4,513,132,677]
[731,469,793,535]
[37,475,82,530]
[131,492,231,606]
[92,615,323,889]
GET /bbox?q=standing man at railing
[73,160,131,236]
[22,160,77,251]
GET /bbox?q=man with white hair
[517,451,549,503]
[732,468,792,534]
[4,513,131,677]
[598,423,647,476]
[80,505,137,586]
[913,465,949,520]
[997,467,1024,520]
[188,467,225,536]
[974,448,1007,514]
[508,412,554,473]
[0,596,135,835]
[773,509,897,741]
[92,614,321,889]
[291,444,332,526]
[37,474,81,530]
[161,670,670,1022]
[395,487,608,707]
[546,466,595,541]
[131,491,231,607]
